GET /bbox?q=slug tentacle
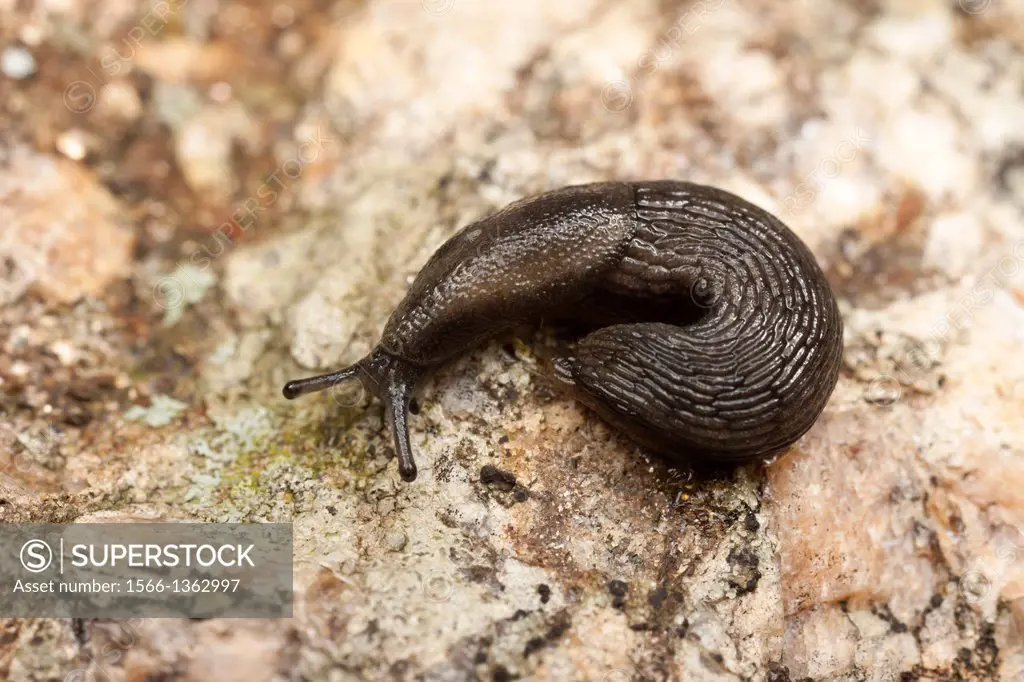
[282,366,360,400]
[383,383,417,482]
[282,347,427,481]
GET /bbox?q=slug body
[284,181,843,482]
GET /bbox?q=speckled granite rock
[0,144,135,305]
[2,0,1023,680]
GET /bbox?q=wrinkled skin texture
[284,181,843,480]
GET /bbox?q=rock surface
[1,0,1023,681]
[0,145,135,305]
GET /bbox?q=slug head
[282,347,427,482]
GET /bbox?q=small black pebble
[408,398,420,415]
[629,622,650,631]
[492,665,514,682]
[608,579,629,597]
[480,464,517,491]
[537,584,551,604]
[766,662,792,682]
[498,434,510,444]
[744,511,760,532]
[512,484,530,502]
[647,587,668,609]
[523,637,545,657]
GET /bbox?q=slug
[283,181,843,482]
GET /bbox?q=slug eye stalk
[283,348,426,482]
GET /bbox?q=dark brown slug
[283,181,843,482]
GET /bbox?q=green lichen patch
[179,398,391,520]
